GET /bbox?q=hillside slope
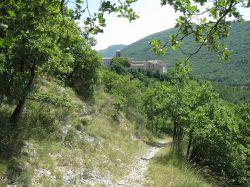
[98,44,127,57]
[0,76,214,186]
[0,77,149,186]
[122,21,250,86]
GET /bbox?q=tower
[116,50,121,57]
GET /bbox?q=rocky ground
[63,140,170,187]
[114,140,171,187]
[5,137,170,187]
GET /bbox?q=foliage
[20,103,60,141]
[146,146,214,187]
[104,60,249,185]
[7,159,31,186]
[111,57,131,68]
[158,0,246,60]
[110,57,131,74]
[100,61,249,185]
[148,63,249,185]
[189,101,248,185]
[84,0,139,34]
[100,69,144,118]
[0,0,101,122]
[236,103,250,175]
[91,0,247,61]
[122,21,250,86]
[0,0,249,186]
[212,82,250,103]
[66,44,101,99]
[144,82,172,134]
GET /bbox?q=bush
[7,159,31,186]
[67,47,101,99]
[20,102,59,141]
[110,57,131,74]
[0,119,17,158]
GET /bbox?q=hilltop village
[102,50,167,73]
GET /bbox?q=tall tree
[0,0,99,122]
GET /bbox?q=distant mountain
[98,44,127,57]
[122,21,250,86]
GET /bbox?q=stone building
[102,57,112,67]
[130,60,167,74]
[130,61,147,71]
[102,50,122,67]
[102,50,167,73]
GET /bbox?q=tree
[101,69,144,118]
[0,0,100,122]
[162,62,193,153]
[1,1,65,122]
[188,101,248,185]
[66,40,101,99]
[144,82,172,134]
[1,0,248,122]
[111,57,131,68]
[236,103,250,176]
[110,57,131,74]
[79,0,249,61]
[142,62,249,185]
[152,0,249,61]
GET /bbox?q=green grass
[0,77,151,186]
[145,146,214,187]
[0,77,220,186]
[25,112,148,185]
[0,161,7,186]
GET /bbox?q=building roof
[132,61,147,64]
[131,63,145,67]
[102,57,112,60]
[148,60,165,66]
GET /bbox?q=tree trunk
[176,127,183,154]
[190,147,196,162]
[172,118,177,145]
[172,113,184,155]
[10,63,36,123]
[0,94,3,107]
[156,118,159,134]
[151,120,154,133]
[186,130,193,160]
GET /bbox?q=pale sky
[86,0,250,50]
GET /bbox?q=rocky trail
[29,139,171,187]
[114,140,171,187]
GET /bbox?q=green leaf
[171,45,177,51]
[0,38,3,47]
[7,10,15,17]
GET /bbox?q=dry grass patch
[145,146,214,187]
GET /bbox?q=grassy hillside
[98,44,127,57]
[122,21,250,86]
[0,74,216,186]
[0,77,150,186]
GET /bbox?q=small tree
[110,57,131,74]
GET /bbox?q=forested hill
[98,44,127,57]
[121,21,250,86]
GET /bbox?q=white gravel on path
[114,140,171,187]
[30,140,170,187]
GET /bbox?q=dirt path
[114,140,171,187]
[66,139,171,187]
